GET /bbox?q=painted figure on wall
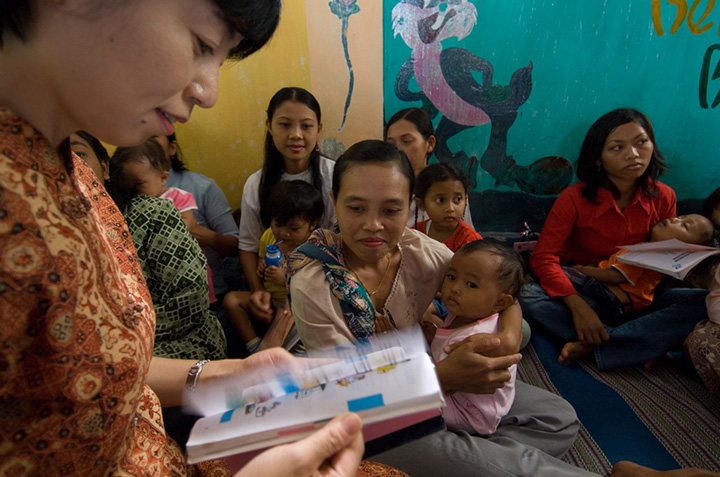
[391,0,572,195]
[329,0,361,131]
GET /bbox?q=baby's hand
[257,259,267,279]
[264,265,286,286]
[249,290,274,323]
[374,312,394,334]
[420,303,443,343]
[421,318,439,344]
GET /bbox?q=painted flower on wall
[329,0,361,131]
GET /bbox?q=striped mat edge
[518,343,613,475]
[578,357,720,471]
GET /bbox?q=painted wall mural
[329,0,361,131]
[650,0,720,110]
[306,2,384,157]
[391,0,572,196]
[178,1,720,233]
[383,0,720,232]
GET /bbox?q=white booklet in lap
[185,327,445,464]
[615,238,720,280]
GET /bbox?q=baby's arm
[421,303,442,344]
[482,302,522,357]
[180,209,199,232]
[572,264,627,284]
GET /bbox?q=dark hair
[576,108,667,203]
[259,87,323,228]
[413,163,471,227]
[706,228,720,248]
[267,180,324,227]
[75,130,110,167]
[700,223,719,247]
[332,140,415,201]
[415,162,472,202]
[165,133,187,172]
[385,108,434,142]
[0,2,32,48]
[702,187,720,223]
[218,0,282,60]
[112,139,170,173]
[109,139,168,210]
[457,239,526,299]
[1,1,281,58]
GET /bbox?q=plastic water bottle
[265,244,283,268]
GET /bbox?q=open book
[615,238,720,280]
[185,327,445,464]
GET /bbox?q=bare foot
[558,341,593,366]
[610,461,660,476]
[643,359,658,371]
[610,461,720,476]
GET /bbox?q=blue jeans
[519,269,708,370]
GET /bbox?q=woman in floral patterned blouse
[0,2,364,476]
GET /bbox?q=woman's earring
[315,144,320,152]
[597,163,601,172]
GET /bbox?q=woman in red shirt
[521,108,708,370]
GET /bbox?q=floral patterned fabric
[685,320,720,397]
[286,229,376,340]
[122,195,226,360]
[0,106,228,476]
[356,460,409,477]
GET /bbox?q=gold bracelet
[185,359,210,393]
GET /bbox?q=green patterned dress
[124,195,226,360]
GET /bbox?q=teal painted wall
[383,0,720,231]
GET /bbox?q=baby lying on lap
[563,214,717,366]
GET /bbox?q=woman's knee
[685,320,720,397]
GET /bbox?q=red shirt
[413,219,483,252]
[530,182,676,298]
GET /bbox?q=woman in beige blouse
[288,139,453,348]
[288,139,594,477]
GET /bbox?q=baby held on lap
[562,213,717,366]
[424,240,525,436]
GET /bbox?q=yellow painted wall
[305,1,384,150]
[169,1,384,211]
[174,2,311,210]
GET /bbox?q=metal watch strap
[185,359,210,393]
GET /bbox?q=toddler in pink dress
[428,240,525,435]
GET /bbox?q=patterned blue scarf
[286,229,376,340]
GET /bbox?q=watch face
[186,360,210,392]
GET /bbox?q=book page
[616,247,720,279]
[620,238,719,253]
[185,327,429,417]
[186,353,442,461]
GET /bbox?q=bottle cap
[266,244,280,254]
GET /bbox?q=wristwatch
[185,359,211,393]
